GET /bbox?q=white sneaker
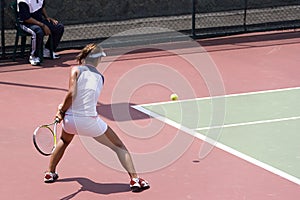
[29,55,41,66]
[44,172,59,183]
[43,48,60,59]
[130,177,150,192]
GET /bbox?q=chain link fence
[1,0,300,59]
[192,0,300,36]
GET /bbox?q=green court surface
[134,87,300,184]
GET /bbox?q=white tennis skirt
[62,115,108,137]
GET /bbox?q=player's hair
[76,43,104,64]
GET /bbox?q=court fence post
[243,0,248,31]
[0,0,6,59]
[191,0,196,37]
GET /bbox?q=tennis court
[134,87,300,185]
[1,30,300,199]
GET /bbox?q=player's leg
[93,126,150,192]
[44,129,74,183]
[48,129,74,172]
[94,126,138,178]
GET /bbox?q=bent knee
[114,141,126,149]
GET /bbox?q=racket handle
[55,117,60,123]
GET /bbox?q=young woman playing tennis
[44,43,150,192]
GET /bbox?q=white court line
[196,116,300,131]
[137,86,300,107]
[132,87,300,185]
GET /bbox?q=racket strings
[34,126,55,155]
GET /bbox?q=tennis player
[44,43,150,192]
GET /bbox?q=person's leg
[93,126,138,179]
[20,24,43,65]
[94,126,150,192]
[47,129,74,173]
[19,24,36,57]
[44,21,64,51]
[27,24,44,58]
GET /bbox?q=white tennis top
[17,0,44,13]
[66,65,104,117]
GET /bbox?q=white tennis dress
[62,65,108,137]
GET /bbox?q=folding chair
[10,0,53,62]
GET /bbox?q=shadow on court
[0,51,77,74]
[97,102,150,121]
[0,79,149,122]
[0,81,68,92]
[58,177,130,199]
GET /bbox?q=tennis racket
[33,118,60,156]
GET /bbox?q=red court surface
[1,30,300,199]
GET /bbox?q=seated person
[17,0,64,65]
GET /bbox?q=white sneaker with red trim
[44,172,59,183]
[130,177,150,192]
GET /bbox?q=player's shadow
[97,102,150,122]
[58,177,130,199]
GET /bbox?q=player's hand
[55,112,63,122]
[55,112,63,123]
[55,104,65,123]
[58,103,63,110]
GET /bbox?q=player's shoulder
[70,66,81,77]
[71,65,80,72]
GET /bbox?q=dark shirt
[18,2,45,23]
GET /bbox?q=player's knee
[115,141,125,149]
[115,142,128,153]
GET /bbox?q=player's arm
[56,67,79,121]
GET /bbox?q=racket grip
[55,117,60,123]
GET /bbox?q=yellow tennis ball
[170,93,178,101]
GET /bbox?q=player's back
[66,66,104,117]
